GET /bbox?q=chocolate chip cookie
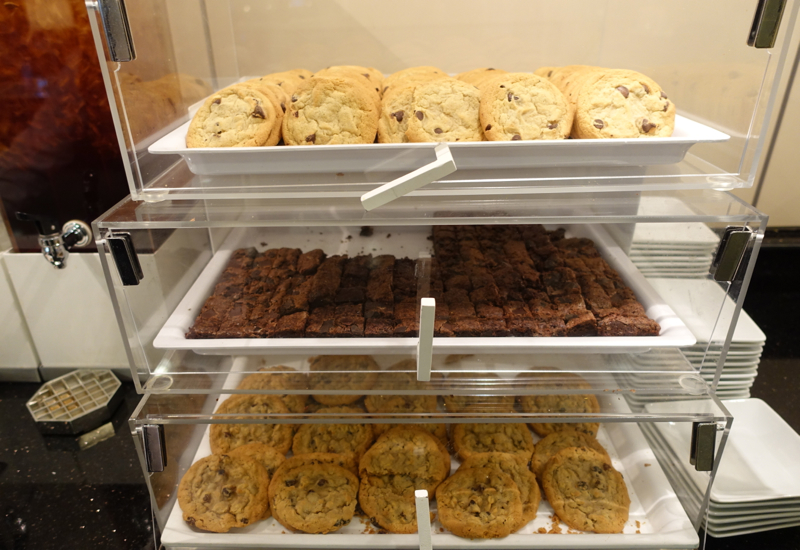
[228,443,286,519]
[269,462,359,533]
[178,453,269,532]
[405,79,483,142]
[517,371,600,437]
[236,365,309,414]
[186,84,277,148]
[436,466,523,539]
[459,452,540,526]
[364,359,446,442]
[541,447,630,533]
[308,355,379,406]
[259,69,313,96]
[452,423,535,462]
[456,67,508,87]
[209,394,293,455]
[292,406,374,460]
[358,426,451,533]
[358,473,434,534]
[272,451,359,478]
[382,66,447,96]
[531,430,610,480]
[573,69,675,139]
[479,73,572,141]
[282,76,379,145]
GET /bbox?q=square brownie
[365,318,395,337]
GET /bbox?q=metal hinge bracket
[710,226,753,282]
[140,424,167,473]
[690,422,717,472]
[749,0,787,48]
[108,232,143,286]
[94,0,136,62]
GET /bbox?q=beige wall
[752,54,800,226]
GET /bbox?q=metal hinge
[140,424,167,473]
[749,0,787,48]
[710,226,753,282]
[108,232,143,286]
[94,0,136,62]
[690,422,717,472]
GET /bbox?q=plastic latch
[361,143,457,211]
[415,489,433,550]
[417,298,435,382]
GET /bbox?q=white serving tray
[645,398,800,504]
[153,224,695,355]
[160,368,697,549]
[149,114,729,176]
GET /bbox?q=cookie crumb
[346,235,353,240]
[386,233,391,238]
[644,463,651,467]
[359,226,374,237]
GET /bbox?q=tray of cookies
[147,66,729,177]
[159,361,699,548]
[153,223,695,355]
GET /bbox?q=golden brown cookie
[269,462,359,533]
[314,65,384,100]
[443,372,516,413]
[573,69,675,139]
[359,473,434,534]
[452,423,534,462]
[436,466,523,539]
[456,67,508,87]
[531,431,610,480]
[282,77,379,145]
[178,453,269,532]
[308,355,379,406]
[382,66,447,95]
[272,452,359,478]
[360,426,451,480]
[358,426,451,533]
[227,443,286,519]
[236,365,309,414]
[378,82,429,143]
[517,371,600,437]
[292,406,374,460]
[364,359,447,444]
[405,79,483,142]
[479,73,572,140]
[541,447,630,533]
[186,84,277,147]
[459,452,540,526]
[209,394,293,455]
[258,69,313,96]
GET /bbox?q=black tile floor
[0,241,798,550]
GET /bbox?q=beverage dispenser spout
[15,213,93,269]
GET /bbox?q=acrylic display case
[83,1,797,548]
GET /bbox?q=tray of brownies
[153,223,695,354]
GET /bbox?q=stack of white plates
[629,197,719,278]
[647,278,766,399]
[643,399,800,537]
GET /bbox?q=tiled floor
[0,241,798,549]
